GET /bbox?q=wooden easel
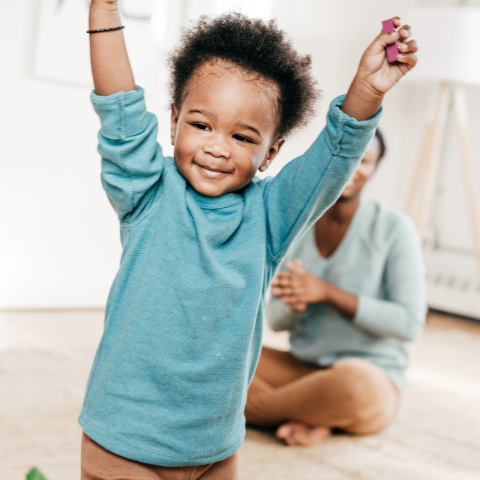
[405,82,480,277]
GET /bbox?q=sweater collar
[187,186,244,210]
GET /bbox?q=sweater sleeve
[353,215,427,341]
[262,95,381,266]
[91,86,166,223]
[265,295,306,332]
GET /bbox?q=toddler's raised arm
[89,0,136,96]
[88,2,165,223]
[263,18,417,265]
[262,100,380,264]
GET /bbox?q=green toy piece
[26,468,48,480]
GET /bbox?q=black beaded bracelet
[87,26,125,34]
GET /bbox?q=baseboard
[425,248,480,320]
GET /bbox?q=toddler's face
[171,61,285,197]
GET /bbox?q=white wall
[2,0,480,309]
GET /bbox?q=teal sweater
[266,199,426,390]
[79,87,380,466]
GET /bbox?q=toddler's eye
[233,134,253,143]
[192,123,210,131]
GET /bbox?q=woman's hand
[342,17,418,121]
[271,259,328,312]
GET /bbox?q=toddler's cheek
[237,155,261,180]
[173,140,197,172]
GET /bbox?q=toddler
[80,1,417,478]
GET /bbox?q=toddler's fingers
[398,24,412,40]
[367,17,406,56]
[398,39,418,54]
[369,29,400,57]
[392,16,401,28]
[396,52,418,68]
[373,17,407,51]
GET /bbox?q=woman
[245,130,426,446]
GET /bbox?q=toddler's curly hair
[168,13,321,138]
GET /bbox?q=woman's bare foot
[276,421,331,446]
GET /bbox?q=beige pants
[245,347,400,434]
[81,433,239,480]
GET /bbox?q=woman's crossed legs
[245,347,399,446]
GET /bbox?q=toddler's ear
[170,105,179,146]
[258,161,271,172]
[259,138,285,172]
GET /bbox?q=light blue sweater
[266,199,426,390]
[79,87,380,466]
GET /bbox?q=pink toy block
[382,19,399,63]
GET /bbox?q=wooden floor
[1,310,479,480]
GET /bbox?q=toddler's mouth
[193,160,232,179]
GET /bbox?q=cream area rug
[1,310,479,480]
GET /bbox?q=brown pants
[81,433,239,480]
[245,347,399,434]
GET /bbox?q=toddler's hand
[90,0,119,12]
[342,17,417,121]
[357,18,417,95]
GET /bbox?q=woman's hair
[374,128,387,162]
[167,13,321,138]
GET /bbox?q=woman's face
[340,136,381,200]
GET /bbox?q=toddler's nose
[203,135,231,159]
